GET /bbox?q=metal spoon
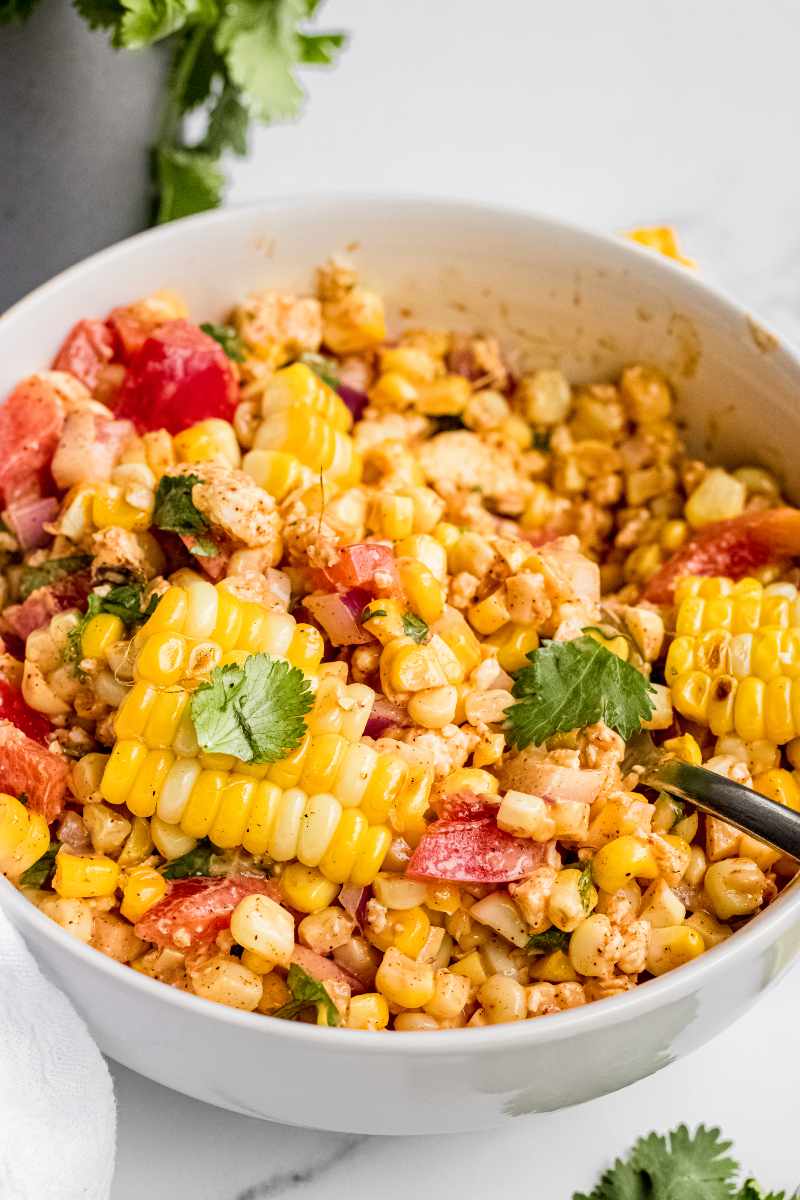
[624,732,800,860]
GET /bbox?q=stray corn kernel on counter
[0,258,798,1031]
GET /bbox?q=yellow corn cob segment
[98,737,418,884]
[263,362,353,434]
[668,576,800,742]
[248,364,361,485]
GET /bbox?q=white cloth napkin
[0,908,116,1200]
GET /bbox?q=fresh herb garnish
[66,583,158,671]
[300,352,340,390]
[532,429,551,452]
[573,1124,796,1200]
[505,636,655,749]
[402,612,430,643]
[17,792,29,807]
[361,606,387,622]
[191,652,313,763]
[161,840,216,879]
[525,927,570,955]
[19,842,58,888]
[273,963,340,1027]
[18,555,91,601]
[578,861,595,911]
[152,474,218,556]
[200,322,245,362]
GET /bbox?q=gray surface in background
[0,0,166,311]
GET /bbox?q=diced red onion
[290,944,366,995]
[338,883,369,930]
[365,694,408,737]
[304,588,372,646]
[337,383,368,422]
[3,496,58,550]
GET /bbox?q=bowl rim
[2,193,799,1054]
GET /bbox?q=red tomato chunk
[51,319,114,390]
[112,320,238,435]
[407,792,549,884]
[0,378,64,504]
[322,543,401,596]
[0,680,51,745]
[0,721,68,822]
[134,875,280,950]
[644,508,800,603]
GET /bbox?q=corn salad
[0,259,797,1033]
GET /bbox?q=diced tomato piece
[2,571,92,642]
[0,377,64,504]
[0,720,68,822]
[134,875,281,950]
[644,508,800,603]
[0,680,51,745]
[51,319,114,390]
[107,307,154,361]
[407,791,548,883]
[112,320,238,435]
[321,543,401,596]
[290,944,366,995]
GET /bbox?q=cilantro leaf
[505,636,655,749]
[200,321,245,361]
[118,0,216,49]
[72,0,124,28]
[737,1184,793,1200]
[273,963,340,1026]
[299,352,339,390]
[402,612,430,643]
[161,839,215,878]
[91,583,159,626]
[532,429,551,452]
[525,927,569,955]
[66,584,157,670]
[155,145,225,223]
[297,30,345,63]
[202,81,249,155]
[215,0,306,122]
[191,652,313,763]
[152,473,215,549]
[0,0,41,21]
[578,861,595,911]
[18,555,91,601]
[574,1125,739,1200]
[19,843,59,889]
[633,1125,738,1199]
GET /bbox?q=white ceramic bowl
[2,197,800,1134]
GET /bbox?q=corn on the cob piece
[126,575,323,689]
[247,362,361,486]
[668,576,800,742]
[98,735,423,883]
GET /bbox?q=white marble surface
[111,1,800,1195]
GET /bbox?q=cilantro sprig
[66,583,158,671]
[200,321,245,361]
[2,1,348,222]
[273,963,340,1026]
[525,927,570,955]
[19,843,59,889]
[504,636,655,749]
[152,473,218,556]
[161,839,217,878]
[574,1124,797,1200]
[402,612,430,643]
[191,652,313,763]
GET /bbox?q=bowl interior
[2,196,799,490]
